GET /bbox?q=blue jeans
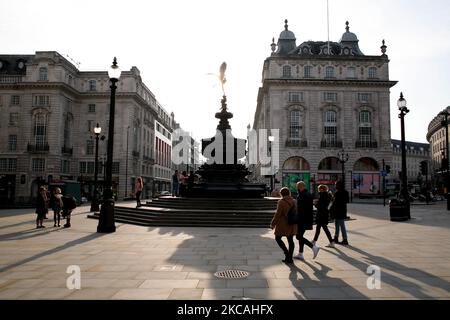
[335,219,348,240]
[172,183,179,196]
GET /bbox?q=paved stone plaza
[0,201,449,300]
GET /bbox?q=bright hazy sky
[1,0,449,144]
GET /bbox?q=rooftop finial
[271,37,276,53]
[345,21,350,32]
[284,19,288,30]
[381,39,387,55]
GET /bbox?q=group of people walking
[271,180,349,263]
[35,186,76,229]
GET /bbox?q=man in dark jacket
[331,180,350,245]
[294,181,320,260]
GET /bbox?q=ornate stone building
[0,51,174,205]
[251,20,397,196]
[391,139,430,184]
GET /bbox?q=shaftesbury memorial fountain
[188,63,266,198]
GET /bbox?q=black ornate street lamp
[438,108,450,210]
[337,149,349,188]
[97,57,121,233]
[90,123,104,212]
[397,92,411,219]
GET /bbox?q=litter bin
[389,198,410,221]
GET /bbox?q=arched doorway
[352,157,380,197]
[317,157,342,192]
[282,157,311,193]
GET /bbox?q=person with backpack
[270,187,297,263]
[62,195,77,228]
[294,181,320,261]
[312,185,335,248]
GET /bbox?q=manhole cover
[214,270,250,279]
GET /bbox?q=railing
[27,143,49,153]
[285,139,308,148]
[61,146,73,155]
[355,141,378,148]
[0,76,23,84]
[320,140,343,148]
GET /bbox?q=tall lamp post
[90,123,103,212]
[97,57,121,233]
[337,149,349,189]
[439,108,450,210]
[124,126,130,199]
[268,135,275,192]
[397,92,411,219]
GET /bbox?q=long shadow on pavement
[325,245,450,299]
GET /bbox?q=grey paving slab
[1,202,450,299]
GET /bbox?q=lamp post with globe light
[397,92,410,219]
[90,123,104,212]
[97,57,121,233]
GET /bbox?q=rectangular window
[323,92,338,102]
[290,111,301,140]
[304,66,312,78]
[86,140,94,155]
[0,159,6,171]
[9,113,19,125]
[39,67,48,81]
[0,158,17,172]
[87,162,95,174]
[358,93,372,103]
[61,160,70,173]
[32,158,45,172]
[288,92,303,102]
[8,135,17,151]
[324,126,337,144]
[359,127,372,143]
[369,67,377,79]
[282,66,292,78]
[88,80,97,91]
[112,162,120,174]
[88,104,96,113]
[11,95,20,105]
[33,95,49,106]
[325,67,335,78]
[79,161,87,174]
[0,95,3,106]
[87,120,93,132]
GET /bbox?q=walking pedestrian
[35,186,47,229]
[312,185,335,247]
[135,177,143,207]
[331,180,350,245]
[270,187,297,263]
[52,187,63,227]
[294,181,320,260]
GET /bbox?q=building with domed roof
[251,20,397,196]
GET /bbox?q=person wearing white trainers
[294,181,317,260]
[313,185,335,248]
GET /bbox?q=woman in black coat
[35,186,47,229]
[312,185,335,247]
[331,180,350,245]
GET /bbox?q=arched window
[39,67,48,81]
[323,110,337,146]
[282,65,292,78]
[358,110,372,147]
[290,110,302,140]
[33,113,47,147]
[325,66,335,78]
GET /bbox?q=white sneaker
[312,245,320,259]
[294,253,305,261]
